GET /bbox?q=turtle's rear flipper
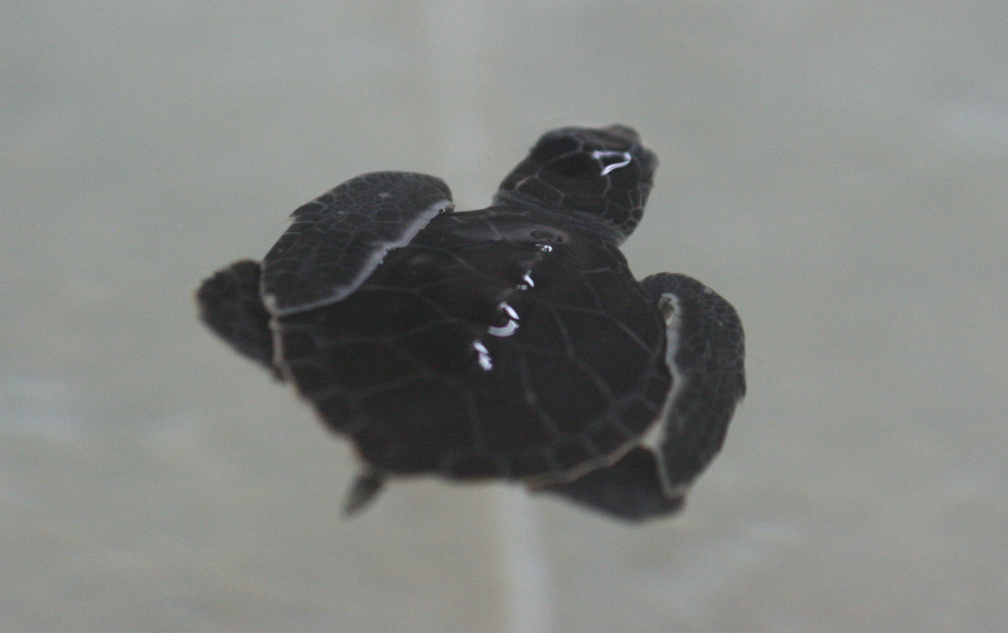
[197,259,280,378]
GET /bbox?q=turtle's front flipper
[262,172,453,316]
[537,273,745,521]
[197,259,280,378]
[640,273,745,491]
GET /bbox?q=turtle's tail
[342,468,387,517]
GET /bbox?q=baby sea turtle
[197,125,745,521]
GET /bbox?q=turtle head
[494,125,658,241]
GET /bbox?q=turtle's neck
[489,190,631,245]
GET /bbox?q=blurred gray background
[3,1,1006,632]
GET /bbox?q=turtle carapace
[197,125,745,521]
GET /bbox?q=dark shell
[275,208,671,481]
[197,125,746,521]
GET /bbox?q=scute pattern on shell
[196,125,745,521]
[273,210,671,482]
